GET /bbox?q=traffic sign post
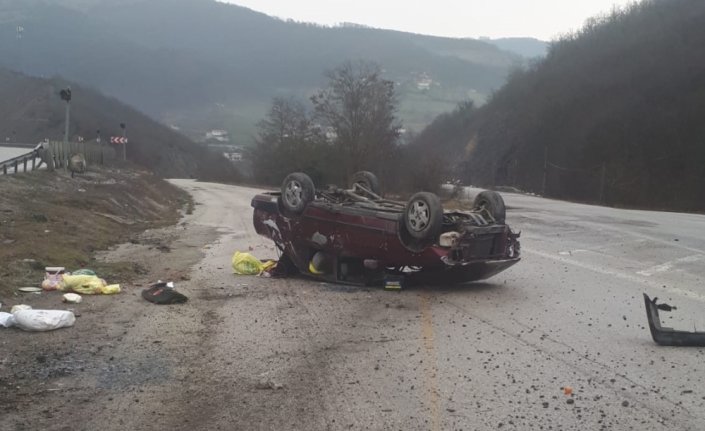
[110,135,128,161]
[120,123,127,161]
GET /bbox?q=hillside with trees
[0,68,237,180]
[0,0,523,144]
[410,0,705,212]
[249,61,402,189]
[483,37,548,58]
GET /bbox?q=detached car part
[643,293,705,346]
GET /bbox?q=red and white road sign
[110,136,128,144]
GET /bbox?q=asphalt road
[4,180,704,430]
[0,147,32,162]
[158,181,705,430]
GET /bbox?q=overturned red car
[251,172,520,286]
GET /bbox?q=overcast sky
[222,0,636,40]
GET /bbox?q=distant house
[205,129,230,142]
[224,152,243,162]
[324,126,338,142]
[416,74,433,91]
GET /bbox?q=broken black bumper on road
[644,293,705,347]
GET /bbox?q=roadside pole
[599,162,607,203]
[120,123,127,161]
[542,144,548,196]
[60,88,72,145]
[97,129,103,165]
[16,25,23,72]
[64,101,70,144]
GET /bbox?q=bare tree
[257,96,316,147]
[311,61,401,178]
[251,96,327,184]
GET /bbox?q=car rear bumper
[404,257,521,285]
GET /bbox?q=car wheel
[351,171,380,196]
[473,190,506,223]
[280,172,315,215]
[403,192,443,241]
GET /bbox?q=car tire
[351,171,380,196]
[280,172,315,215]
[403,192,443,241]
[473,191,506,223]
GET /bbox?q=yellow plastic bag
[232,252,276,275]
[101,284,121,295]
[61,275,120,295]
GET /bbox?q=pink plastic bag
[42,267,65,291]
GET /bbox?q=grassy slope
[0,167,190,295]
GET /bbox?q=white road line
[636,254,705,277]
[523,247,705,303]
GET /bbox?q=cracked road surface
[2,180,705,430]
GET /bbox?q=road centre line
[522,247,705,303]
[419,292,441,431]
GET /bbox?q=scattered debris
[42,266,66,291]
[62,293,83,304]
[17,287,42,293]
[2,305,76,331]
[232,251,276,275]
[0,312,14,328]
[643,293,705,346]
[11,304,32,313]
[62,274,120,295]
[256,374,284,390]
[142,281,188,304]
[383,275,404,291]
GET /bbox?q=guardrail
[0,144,43,175]
[0,142,36,149]
[1,141,117,175]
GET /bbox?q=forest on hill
[409,0,705,212]
[0,69,236,180]
[0,0,532,144]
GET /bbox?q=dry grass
[0,166,191,295]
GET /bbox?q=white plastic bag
[0,312,15,328]
[12,310,75,331]
[62,293,82,304]
[11,304,32,313]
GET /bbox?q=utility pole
[599,162,607,203]
[541,144,548,196]
[60,87,72,144]
[97,129,103,165]
[16,25,23,72]
[120,123,127,161]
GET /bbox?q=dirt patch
[0,166,191,295]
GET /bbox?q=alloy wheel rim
[407,200,429,231]
[284,180,303,207]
